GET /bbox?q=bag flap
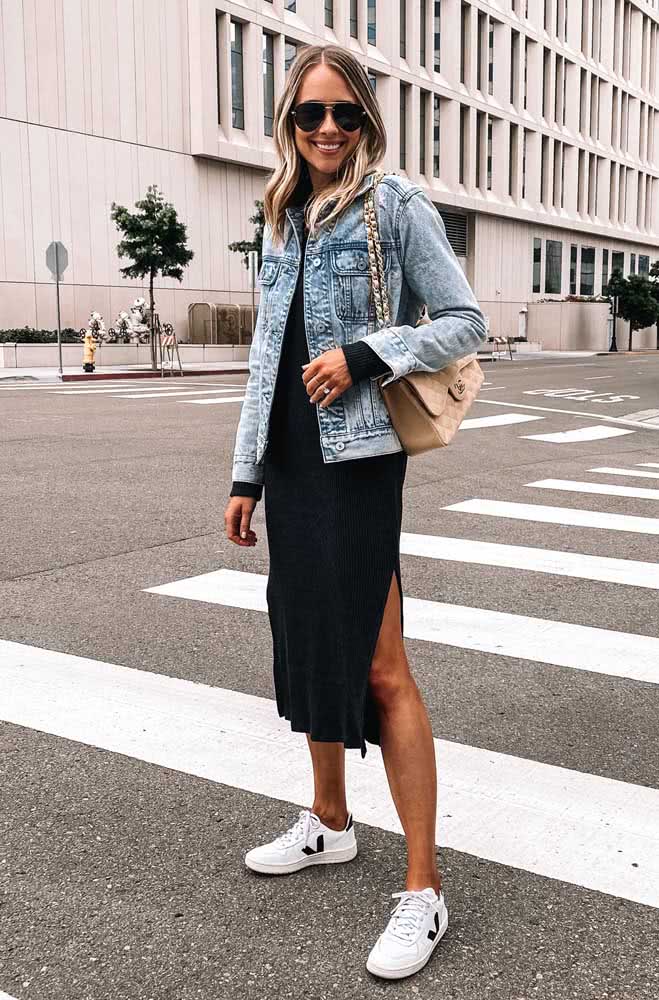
[396,355,477,416]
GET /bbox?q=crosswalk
[2,448,657,924]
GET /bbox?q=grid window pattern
[368,0,376,45]
[230,20,244,130]
[263,32,274,137]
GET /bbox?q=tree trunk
[149,271,156,370]
[628,321,633,352]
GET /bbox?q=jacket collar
[285,169,379,226]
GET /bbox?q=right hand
[224,496,258,547]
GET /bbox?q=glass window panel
[580,246,595,295]
[545,239,563,294]
[533,237,542,293]
[230,20,244,131]
[570,244,578,294]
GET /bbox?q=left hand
[301,348,353,408]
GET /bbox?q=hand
[301,348,353,408]
[224,496,258,546]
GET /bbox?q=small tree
[616,274,659,351]
[228,200,266,270]
[111,185,194,368]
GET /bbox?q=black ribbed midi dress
[231,223,408,759]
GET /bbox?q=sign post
[248,250,258,347]
[46,241,69,377]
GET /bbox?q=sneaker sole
[366,909,448,980]
[245,841,358,875]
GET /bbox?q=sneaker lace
[387,891,432,943]
[273,808,315,848]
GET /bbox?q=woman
[224,44,486,980]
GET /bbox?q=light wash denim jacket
[231,170,487,487]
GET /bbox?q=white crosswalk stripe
[588,466,659,480]
[1,640,657,908]
[521,425,635,443]
[527,478,659,502]
[459,413,544,430]
[145,567,659,684]
[444,498,659,534]
[399,532,659,589]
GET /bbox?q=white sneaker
[244,808,357,875]
[366,887,448,980]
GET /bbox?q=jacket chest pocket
[330,246,391,323]
[258,258,282,327]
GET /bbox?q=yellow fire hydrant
[82,329,98,373]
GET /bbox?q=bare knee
[368,653,412,709]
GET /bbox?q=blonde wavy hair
[264,44,387,246]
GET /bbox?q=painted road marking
[185,396,247,405]
[51,384,243,395]
[113,391,246,401]
[1,640,658,908]
[589,467,659,481]
[478,386,507,391]
[473,399,659,430]
[584,376,614,380]
[459,413,544,430]
[639,463,659,469]
[146,568,659,684]
[0,992,18,999]
[521,425,635,443]
[523,389,640,404]
[399,532,659,590]
[444,499,659,536]
[527,479,659,502]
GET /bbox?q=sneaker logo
[427,912,440,941]
[302,834,324,856]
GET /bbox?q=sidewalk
[0,362,250,383]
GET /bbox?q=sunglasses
[290,101,366,133]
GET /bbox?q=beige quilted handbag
[364,170,484,455]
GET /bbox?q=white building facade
[2,0,659,346]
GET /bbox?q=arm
[341,340,393,383]
[230,225,272,490]
[359,187,487,388]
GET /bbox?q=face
[291,64,364,191]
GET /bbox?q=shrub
[0,327,81,344]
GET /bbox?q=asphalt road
[1,353,658,1000]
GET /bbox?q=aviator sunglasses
[290,101,366,133]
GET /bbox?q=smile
[312,142,344,152]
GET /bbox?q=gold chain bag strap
[364,170,484,455]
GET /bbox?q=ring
[322,386,331,395]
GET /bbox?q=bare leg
[368,573,441,894]
[305,735,349,831]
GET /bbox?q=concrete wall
[528,302,656,350]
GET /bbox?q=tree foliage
[228,200,266,270]
[613,273,659,350]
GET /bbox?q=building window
[601,248,609,294]
[285,0,296,10]
[639,254,650,275]
[523,37,528,110]
[420,0,426,66]
[477,11,485,91]
[570,244,578,294]
[351,0,358,37]
[629,253,636,275]
[611,251,624,278]
[433,94,441,177]
[545,240,562,294]
[284,38,298,73]
[368,72,377,92]
[434,1,441,72]
[325,0,334,28]
[487,117,493,190]
[460,4,469,85]
[580,246,595,294]
[420,90,427,174]
[263,33,274,137]
[522,128,527,199]
[509,123,518,197]
[476,111,484,189]
[459,104,468,185]
[488,20,494,95]
[400,83,407,169]
[216,13,222,126]
[510,31,519,107]
[533,237,542,292]
[400,0,406,57]
[230,20,245,130]
[368,0,376,44]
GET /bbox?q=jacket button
[335,441,345,451]
[312,257,321,267]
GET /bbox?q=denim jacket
[231,170,487,488]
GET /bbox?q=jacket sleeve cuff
[342,341,393,384]
[230,480,263,501]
